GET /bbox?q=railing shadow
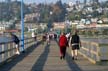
[66,53,82,71]
[31,44,50,71]
[0,41,42,71]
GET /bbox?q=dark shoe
[60,56,62,60]
[75,57,78,60]
[72,57,74,60]
[63,56,65,60]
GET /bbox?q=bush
[24,27,28,32]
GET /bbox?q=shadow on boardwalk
[31,44,50,71]
[0,41,42,71]
[55,40,82,71]
[66,53,82,71]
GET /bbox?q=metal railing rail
[79,41,100,64]
[0,37,36,65]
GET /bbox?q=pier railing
[79,41,100,64]
[0,37,37,65]
[79,41,108,64]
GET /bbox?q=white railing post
[2,44,4,62]
[8,43,11,58]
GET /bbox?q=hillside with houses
[0,0,108,34]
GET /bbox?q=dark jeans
[60,46,66,58]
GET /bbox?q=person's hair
[74,29,78,35]
[71,29,78,35]
[60,31,65,35]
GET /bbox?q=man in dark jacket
[59,32,68,60]
[10,33,20,55]
[70,30,81,60]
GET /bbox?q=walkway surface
[0,40,108,71]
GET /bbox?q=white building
[24,13,40,22]
[0,21,13,31]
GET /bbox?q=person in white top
[46,33,50,45]
[66,33,70,47]
[66,33,70,38]
[32,31,36,41]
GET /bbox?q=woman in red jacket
[59,32,68,60]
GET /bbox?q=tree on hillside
[39,4,52,23]
[0,1,30,21]
[51,0,67,22]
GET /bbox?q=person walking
[42,33,46,45]
[46,33,50,45]
[59,32,68,60]
[10,33,20,55]
[70,30,81,60]
[32,31,36,41]
[66,32,70,47]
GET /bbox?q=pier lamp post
[49,11,53,31]
[21,0,25,52]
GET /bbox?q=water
[81,37,108,44]
[0,36,12,43]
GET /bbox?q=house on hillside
[53,22,66,30]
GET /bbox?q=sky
[0,0,108,4]
[19,0,108,4]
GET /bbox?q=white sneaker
[16,51,20,55]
